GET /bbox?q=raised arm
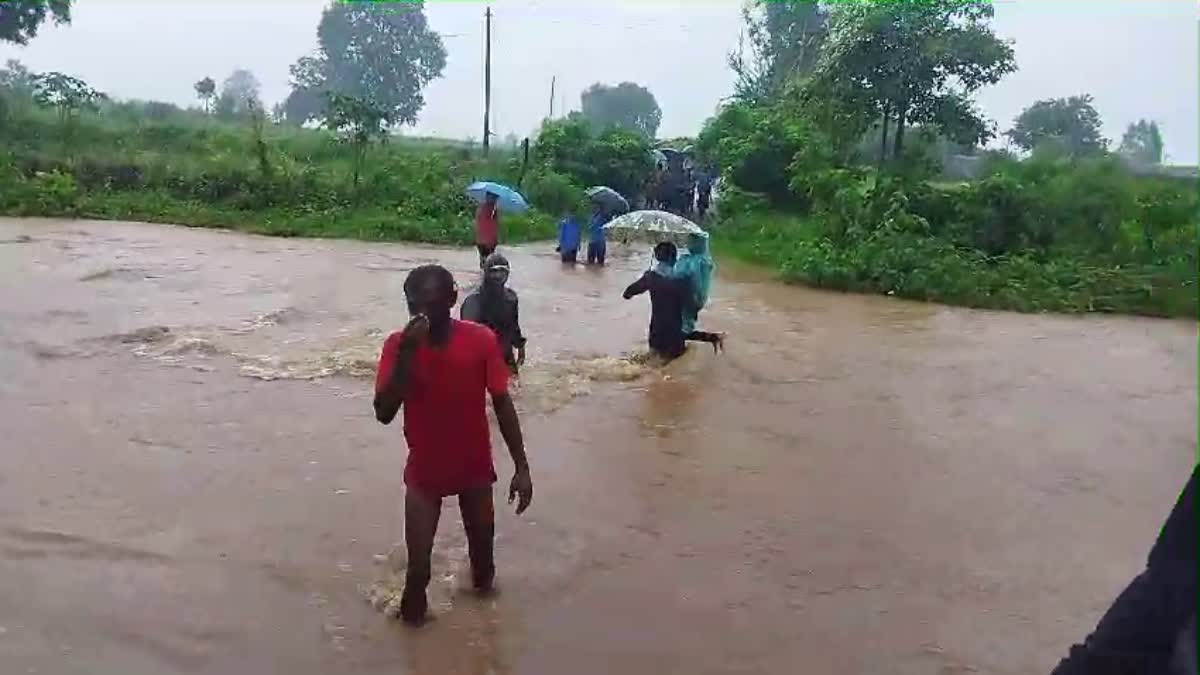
[623,272,651,300]
[373,317,427,424]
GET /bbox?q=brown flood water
[0,218,1194,675]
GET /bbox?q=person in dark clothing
[622,242,689,361]
[696,170,713,220]
[587,205,609,266]
[1050,465,1197,675]
[460,254,527,375]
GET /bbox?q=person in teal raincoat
[669,234,724,352]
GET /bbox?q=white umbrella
[602,210,708,246]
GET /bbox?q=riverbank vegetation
[1,0,1195,318]
[700,0,1196,318]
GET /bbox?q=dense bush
[532,114,654,201]
[0,101,559,245]
[695,70,1197,319]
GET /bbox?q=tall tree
[813,0,1015,159]
[0,0,70,45]
[215,68,261,120]
[280,55,328,125]
[1006,95,1107,156]
[323,93,389,192]
[729,0,828,102]
[283,1,446,127]
[1118,119,1164,165]
[580,82,662,138]
[194,76,216,114]
[0,59,37,95]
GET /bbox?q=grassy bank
[712,208,1196,319]
[0,103,556,245]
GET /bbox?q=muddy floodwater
[0,218,1194,675]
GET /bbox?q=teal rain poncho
[668,234,714,333]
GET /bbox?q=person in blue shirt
[556,211,582,264]
[587,205,609,266]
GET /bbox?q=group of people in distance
[645,163,714,220]
[371,190,723,627]
[556,202,611,266]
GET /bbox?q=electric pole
[548,76,556,119]
[482,6,492,156]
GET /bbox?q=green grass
[712,211,1197,319]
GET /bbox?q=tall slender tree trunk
[879,109,890,168]
[893,101,908,160]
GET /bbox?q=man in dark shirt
[461,253,527,374]
[623,242,689,361]
[1050,465,1197,675]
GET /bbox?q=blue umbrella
[465,181,529,214]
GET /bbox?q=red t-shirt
[475,203,499,246]
[375,320,510,497]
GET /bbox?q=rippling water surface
[0,218,1194,674]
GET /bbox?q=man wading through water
[460,253,527,375]
[374,265,533,626]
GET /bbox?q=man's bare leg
[401,487,442,625]
[458,487,496,593]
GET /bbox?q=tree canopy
[215,69,261,120]
[729,0,828,102]
[0,0,70,45]
[193,77,216,113]
[283,1,446,127]
[812,0,1015,159]
[1118,119,1164,165]
[579,82,662,138]
[1006,95,1107,156]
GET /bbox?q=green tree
[0,0,70,45]
[193,76,216,114]
[534,114,654,199]
[729,0,828,102]
[814,0,1015,160]
[1118,119,1164,165]
[579,82,662,138]
[215,69,261,121]
[323,93,389,191]
[1006,95,1107,156]
[32,71,105,123]
[285,2,446,127]
[280,55,327,125]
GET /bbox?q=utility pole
[482,6,492,156]
[548,76,556,119]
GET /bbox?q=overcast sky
[2,0,1196,163]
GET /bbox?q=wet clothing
[587,241,607,266]
[560,248,578,263]
[1050,465,1198,675]
[374,320,509,498]
[668,236,715,334]
[558,216,582,253]
[589,213,609,244]
[475,203,499,247]
[460,286,526,372]
[623,270,689,360]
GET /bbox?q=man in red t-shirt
[374,264,533,626]
[475,192,500,267]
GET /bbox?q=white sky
[2,0,1196,163]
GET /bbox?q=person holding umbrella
[475,192,500,267]
[465,182,530,267]
[584,187,628,267]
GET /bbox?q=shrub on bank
[0,105,558,246]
